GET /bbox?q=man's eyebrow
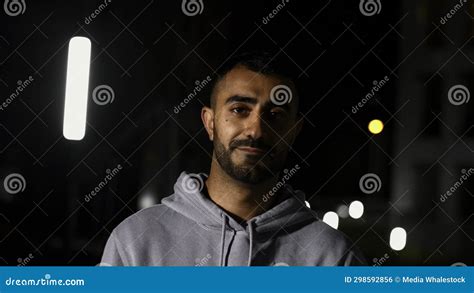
[224,95,293,111]
[263,101,291,111]
[224,95,257,105]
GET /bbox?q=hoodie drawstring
[219,215,227,266]
[247,220,254,266]
[219,215,255,266]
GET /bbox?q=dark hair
[208,51,299,110]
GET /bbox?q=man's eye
[231,107,249,115]
[270,111,282,117]
[269,110,285,119]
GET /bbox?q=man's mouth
[236,146,267,155]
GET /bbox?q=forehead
[214,66,287,105]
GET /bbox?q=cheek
[216,116,241,142]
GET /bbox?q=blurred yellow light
[368,119,384,134]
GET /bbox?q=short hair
[208,51,300,111]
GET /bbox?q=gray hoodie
[100,171,366,266]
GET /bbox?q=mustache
[229,139,272,152]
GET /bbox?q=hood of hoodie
[161,171,316,266]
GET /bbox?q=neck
[205,156,280,222]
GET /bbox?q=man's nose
[243,112,266,139]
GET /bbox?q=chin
[230,165,274,184]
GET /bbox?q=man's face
[202,65,302,184]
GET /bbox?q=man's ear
[201,106,214,141]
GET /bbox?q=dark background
[0,0,473,266]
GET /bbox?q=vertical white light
[322,211,339,229]
[389,227,407,251]
[63,37,91,140]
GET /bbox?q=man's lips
[236,146,267,155]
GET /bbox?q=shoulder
[112,204,174,239]
[301,219,366,265]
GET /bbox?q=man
[100,52,366,266]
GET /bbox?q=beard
[213,132,287,184]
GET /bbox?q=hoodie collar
[162,171,315,231]
[161,171,316,266]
